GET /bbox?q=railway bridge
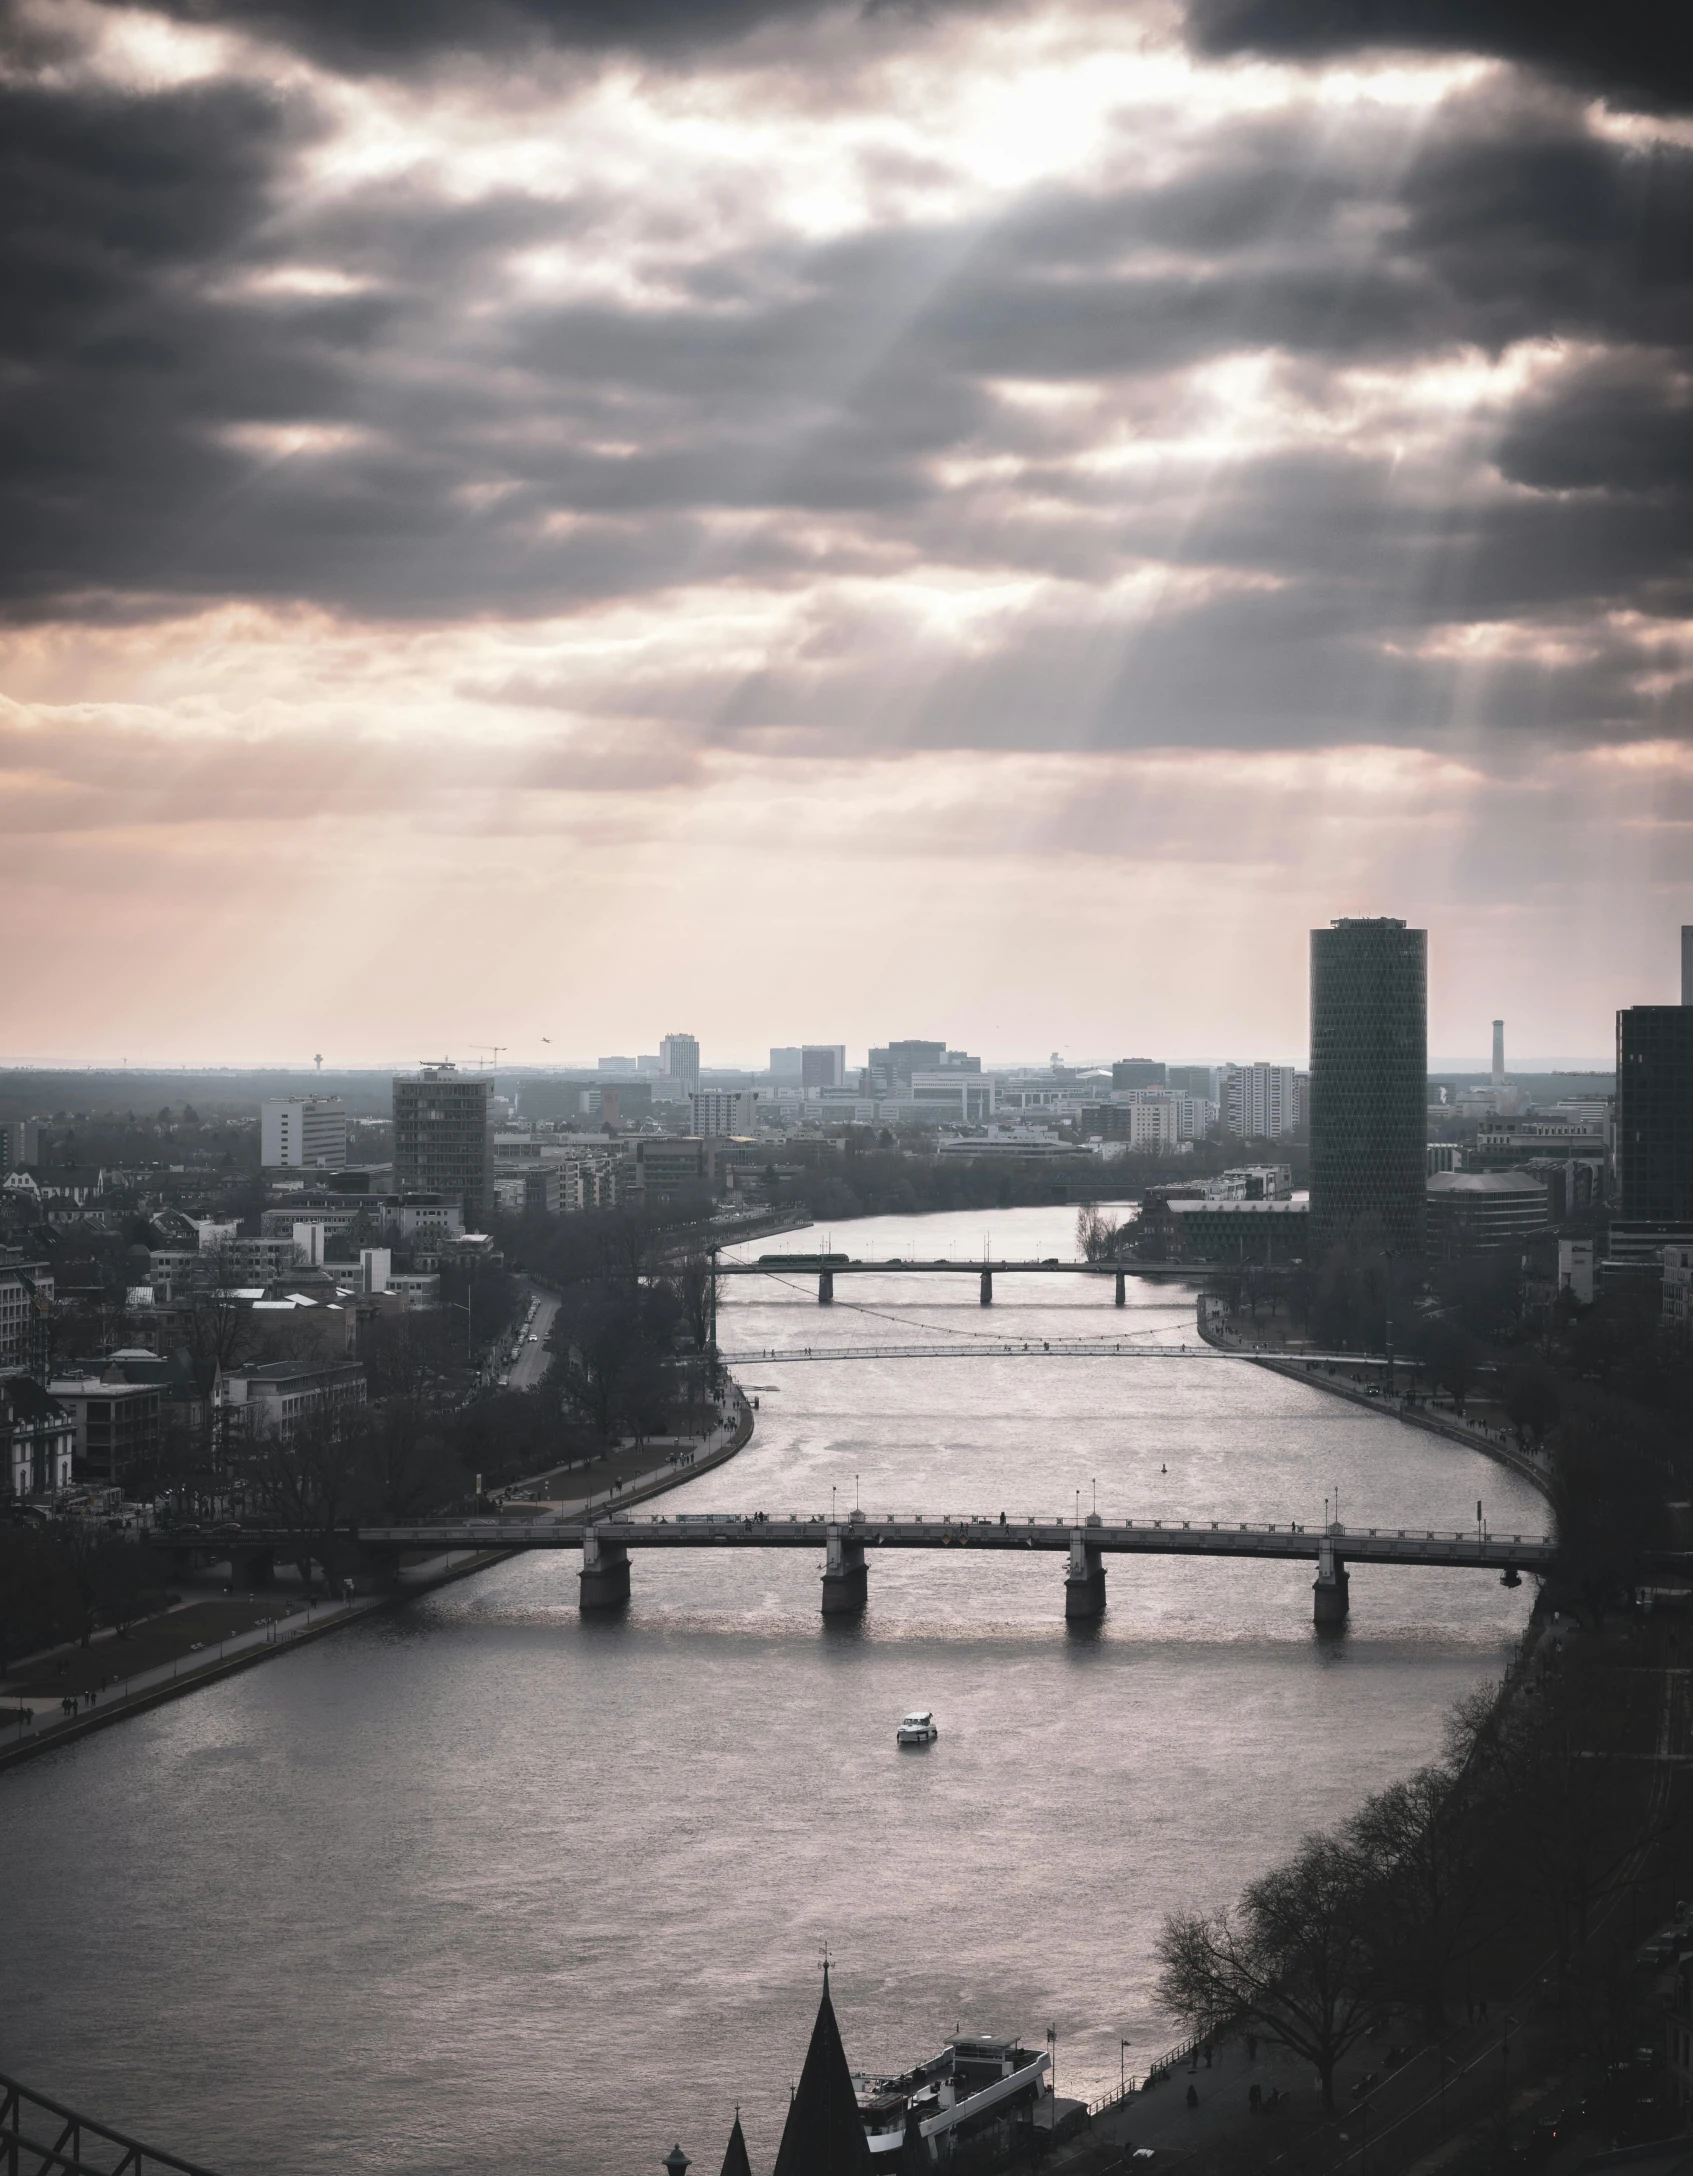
[716,1254,1187,1304]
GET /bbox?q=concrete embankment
[0,1549,506,1777]
[1195,1313,1553,1501]
[0,1381,758,1776]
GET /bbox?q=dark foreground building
[772,1967,874,2176]
[1309,917,1427,1258]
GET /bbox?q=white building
[1207,1165,1293,1200]
[910,1073,996,1124]
[1127,1099,1182,1151]
[1558,1237,1596,1307]
[261,1096,348,1170]
[221,1359,368,1442]
[3,1376,74,1498]
[1223,1065,1305,1139]
[0,1255,53,1374]
[0,1119,39,1170]
[690,1090,760,1138]
[660,1033,701,1097]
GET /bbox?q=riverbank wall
[0,1382,758,1777]
[1195,1311,1553,1501]
[0,1549,504,1777]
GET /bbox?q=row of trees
[0,1520,171,1671]
[1158,1637,1669,2106]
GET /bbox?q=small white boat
[896,1710,938,1745]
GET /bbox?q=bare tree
[1343,1766,1499,2031]
[242,1403,363,1592]
[1076,1205,1122,1263]
[1157,1833,1387,2108]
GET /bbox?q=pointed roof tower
[721,2112,754,2176]
[772,1965,874,2176]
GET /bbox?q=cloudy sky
[2,0,1688,1068]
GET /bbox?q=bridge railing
[0,2072,224,2176]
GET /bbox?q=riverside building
[1612,1002,1693,1272]
[1308,916,1428,1257]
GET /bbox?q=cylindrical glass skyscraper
[1309,917,1427,1258]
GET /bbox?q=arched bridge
[260,1511,1557,1628]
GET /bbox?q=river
[0,1206,1544,2174]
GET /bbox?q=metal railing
[0,2072,224,2176]
[1087,2028,1219,2116]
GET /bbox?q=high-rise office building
[1615,1007,1693,1226]
[1491,1020,1505,1088]
[801,1045,846,1091]
[1112,1058,1166,1091]
[1308,917,1427,1257]
[1683,927,1693,1008]
[660,1033,700,1097]
[871,1041,946,1090]
[260,1096,347,1169]
[1167,1065,1220,1103]
[393,1064,493,1228]
[0,1119,39,1171]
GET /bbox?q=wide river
[0,1207,1545,2175]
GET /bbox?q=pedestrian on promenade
[1186,2085,1199,2110]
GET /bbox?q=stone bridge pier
[1065,1527,1107,1621]
[1313,1530,1349,1625]
[980,1269,993,1306]
[580,1529,631,1610]
[818,1269,835,1304]
[1115,1268,1127,1306]
[822,1523,868,1614]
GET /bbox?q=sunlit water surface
[0,1208,1544,2174]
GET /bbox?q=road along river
[0,1206,1543,2175]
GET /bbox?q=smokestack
[1683,926,1693,1006]
[1491,1020,1505,1087]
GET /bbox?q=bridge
[723,1339,1401,1365]
[157,1514,1557,1628]
[718,1255,1181,1304]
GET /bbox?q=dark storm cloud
[1185,0,1693,114]
[72,0,955,71]
[2,2,1691,765]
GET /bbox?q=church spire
[771,1966,872,2176]
[720,2110,753,2176]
